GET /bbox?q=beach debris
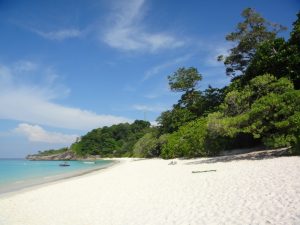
[168,160,177,165]
[192,170,216,173]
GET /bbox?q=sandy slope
[0,156,300,225]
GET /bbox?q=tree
[157,107,196,134]
[244,12,300,89]
[218,8,286,78]
[245,90,300,148]
[221,74,293,117]
[159,68,225,134]
[175,86,224,116]
[168,67,202,92]
[161,118,208,158]
[133,132,158,158]
[132,128,167,158]
[289,112,300,154]
[208,74,300,149]
[289,11,300,45]
[202,86,225,114]
[168,67,220,117]
[70,120,151,157]
[176,90,204,115]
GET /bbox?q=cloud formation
[34,28,82,41]
[133,104,167,112]
[143,54,192,81]
[0,62,132,130]
[13,60,38,72]
[103,0,184,52]
[203,43,231,67]
[15,123,78,144]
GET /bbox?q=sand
[0,156,300,225]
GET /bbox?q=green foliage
[244,13,300,89]
[222,90,252,116]
[262,134,295,149]
[207,112,246,138]
[161,118,209,159]
[176,86,225,117]
[144,11,300,158]
[289,11,300,46]
[168,67,202,92]
[133,129,165,158]
[133,132,156,157]
[70,142,83,156]
[292,136,300,155]
[161,117,229,159]
[245,90,300,147]
[158,68,224,135]
[36,147,68,156]
[222,74,293,117]
[289,112,300,154]
[71,120,151,157]
[212,74,300,149]
[218,8,286,77]
[202,86,225,114]
[176,90,203,114]
[157,107,196,134]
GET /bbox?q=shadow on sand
[185,148,294,165]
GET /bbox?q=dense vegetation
[37,9,300,158]
[156,9,300,158]
[35,147,68,156]
[71,120,151,157]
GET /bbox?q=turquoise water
[0,159,114,194]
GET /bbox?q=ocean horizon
[0,159,114,194]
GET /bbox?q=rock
[26,151,77,161]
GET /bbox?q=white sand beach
[0,155,300,225]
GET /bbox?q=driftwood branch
[192,170,216,173]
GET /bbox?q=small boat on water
[59,162,70,167]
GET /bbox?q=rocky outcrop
[26,151,77,161]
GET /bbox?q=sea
[0,159,114,195]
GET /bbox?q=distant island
[26,148,76,160]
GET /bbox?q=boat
[59,162,70,167]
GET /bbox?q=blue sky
[0,0,299,157]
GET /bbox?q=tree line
[37,9,300,158]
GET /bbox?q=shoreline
[0,156,299,225]
[0,159,119,198]
[0,148,291,197]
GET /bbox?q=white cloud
[143,54,192,81]
[143,82,175,99]
[144,93,159,99]
[0,65,12,86]
[34,28,82,41]
[0,63,132,130]
[13,61,38,72]
[14,123,78,144]
[150,121,158,126]
[195,41,232,68]
[0,92,131,130]
[103,0,184,52]
[204,45,230,67]
[133,104,167,112]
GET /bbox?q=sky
[0,0,299,158]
